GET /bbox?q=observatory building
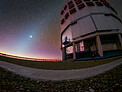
[60,0,122,61]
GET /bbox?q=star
[30,35,33,38]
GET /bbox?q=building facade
[60,0,122,61]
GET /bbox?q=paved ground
[0,58,122,81]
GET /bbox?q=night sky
[0,0,122,59]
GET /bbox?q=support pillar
[62,47,66,61]
[118,34,122,49]
[73,43,76,60]
[96,36,103,57]
[77,43,80,52]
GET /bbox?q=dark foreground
[0,55,122,70]
[0,64,122,92]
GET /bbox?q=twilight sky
[0,0,122,59]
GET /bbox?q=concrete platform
[0,58,122,81]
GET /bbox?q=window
[66,46,73,54]
[61,10,64,15]
[64,5,67,10]
[68,1,73,5]
[95,2,103,6]
[65,13,69,19]
[70,8,76,14]
[83,0,90,2]
[78,3,85,10]
[100,0,106,2]
[68,3,75,9]
[86,2,95,6]
[61,19,65,24]
[93,0,99,1]
[74,0,82,5]
[80,41,84,51]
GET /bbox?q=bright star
[30,35,33,38]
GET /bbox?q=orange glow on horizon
[0,52,61,61]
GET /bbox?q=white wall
[72,16,96,39]
[92,14,122,31]
[62,27,72,43]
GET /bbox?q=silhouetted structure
[61,0,122,61]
